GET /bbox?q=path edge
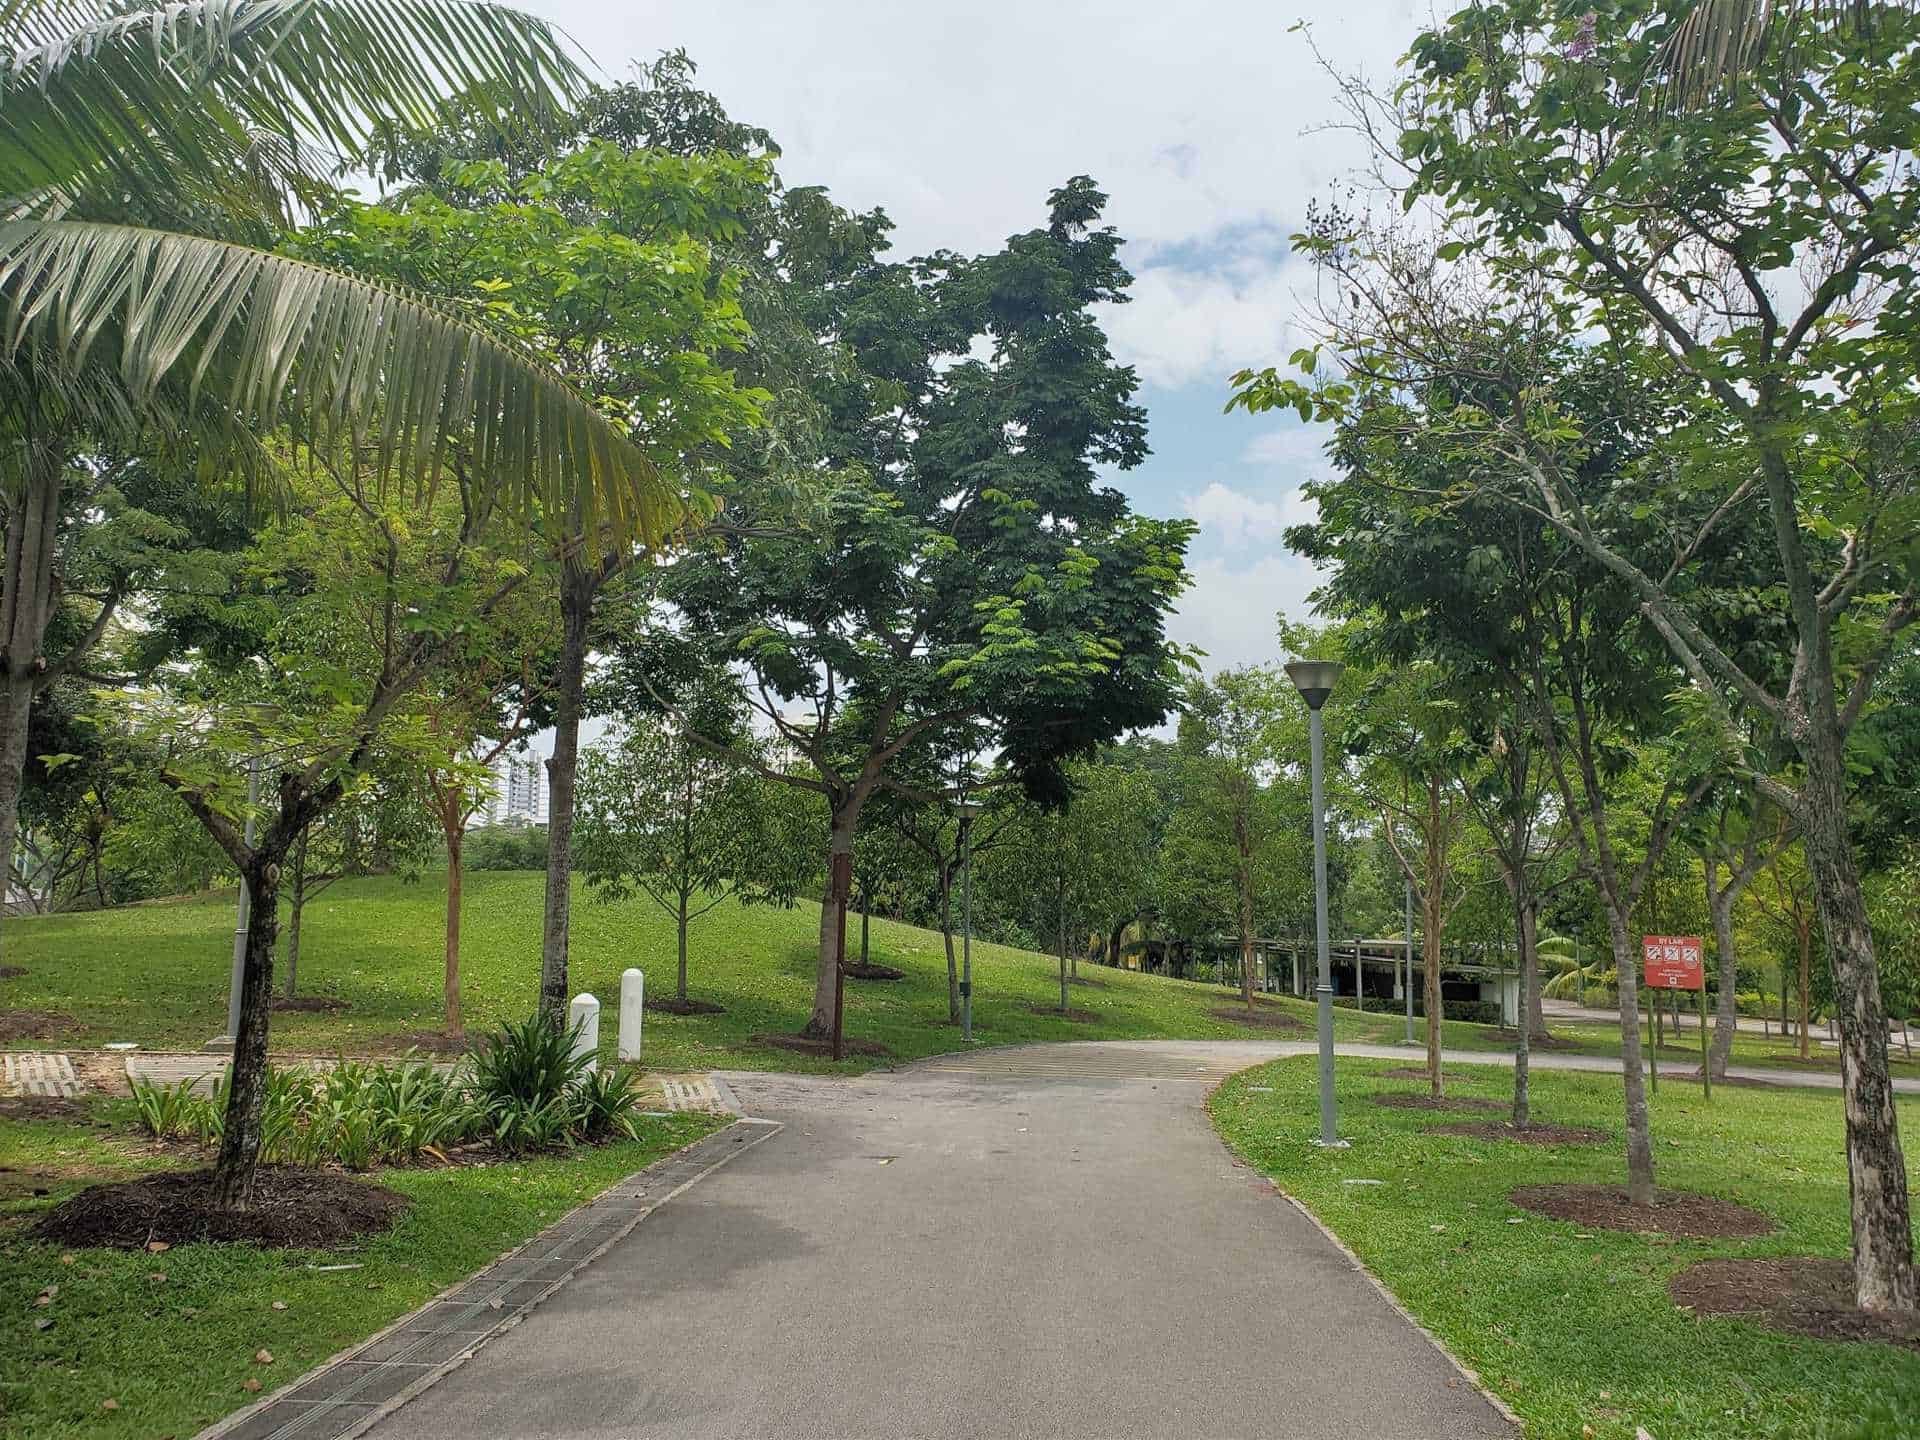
[193,1116,782,1440]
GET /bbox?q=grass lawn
[2,870,1911,1078]
[0,1100,723,1440]
[0,871,1410,1072]
[1211,1059,1920,1440]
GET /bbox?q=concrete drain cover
[2,1052,80,1098]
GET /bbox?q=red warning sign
[1643,935,1704,991]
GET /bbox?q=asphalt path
[367,1042,1518,1440]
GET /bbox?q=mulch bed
[1670,1257,1920,1349]
[0,965,27,980]
[1209,1006,1306,1032]
[1665,1070,1785,1091]
[644,995,727,1016]
[1370,1092,1504,1113]
[1510,1183,1775,1238]
[752,1032,894,1059]
[0,1009,81,1043]
[272,995,349,1013]
[842,963,906,981]
[34,1166,409,1249]
[1068,976,1110,989]
[1025,1004,1101,1024]
[1428,1121,1609,1146]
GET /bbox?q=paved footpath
[365,1041,1518,1440]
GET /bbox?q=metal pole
[1403,877,1415,1046]
[960,813,974,1043]
[223,754,259,1043]
[1309,703,1341,1147]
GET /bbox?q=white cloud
[1183,482,1285,547]
[1171,551,1326,676]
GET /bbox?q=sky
[514,0,1424,758]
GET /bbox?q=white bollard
[568,993,601,1075]
[618,968,645,1063]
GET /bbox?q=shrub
[570,1065,643,1142]
[468,1015,592,1110]
[130,1077,200,1139]
[465,824,549,871]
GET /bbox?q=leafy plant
[570,1065,643,1142]
[129,1077,200,1139]
[468,1015,592,1110]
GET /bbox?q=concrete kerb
[193,1117,783,1440]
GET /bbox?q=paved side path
[365,1044,1515,1440]
[911,1037,1920,1093]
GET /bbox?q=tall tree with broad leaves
[313,142,772,1023]
[1241,1,1920,1308]
[660,178,1193,1043]
[0,1,675,963]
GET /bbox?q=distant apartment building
[485,753,546,827]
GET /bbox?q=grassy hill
[0,871,1394,1071]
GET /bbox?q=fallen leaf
[145,1240,170,1254]
[1429,1224,1447,1233]
[59,1253,74,1266]
[270,1301,287,1312]
[254,1349,273,1365]
[241,1378,262,1394]
[101,1398,119,1412]
[33,1317,52,1331]
[149,1272,167,1283]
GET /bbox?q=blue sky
[524,0,1420,679]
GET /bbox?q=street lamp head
[1284,658,1345,711]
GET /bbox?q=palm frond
[1,0,589,222]
[0,220,694,552]
[1652,0,1908,108]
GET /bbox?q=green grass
[1211,1059,1920,1440]
[0,871,1406,1071]
[1,870,1909,1078]
[0,1101,723,1440]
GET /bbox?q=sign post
[1642,936,1708,1100]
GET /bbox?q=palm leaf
[1653,0,1910,107]
[1,0,589,222]
[0,220,696,551]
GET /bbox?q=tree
[988,759,1160,1014]
[0,0,667,970]
[321,141,773,1023]
[279,767,435,1001]
[1284,2,1920,1309]
[122,439,668,1210]
[663,179,1193,1042]
[1694,790,1791,1077]
[573,706,795,1010]
[1171,668,1305,1011]
[1347,662,1474,1097]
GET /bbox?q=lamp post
[1285,658,1346,1148]
[954,799,984,1043]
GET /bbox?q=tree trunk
[1707,858,1742,1079]
[1423,886,1444,1099]
[282,829,307,1000]
[1237,842,1256,1012]
[1512,891,1534,1129]
[1606,913,1657,1206]
[444,826,463,1040]
[538,565,593,1024]
[211,858,284,1210]
[1799,918,1813,1061]
[940,868,959,1024]
[805,800,861,1038]
[1058,902,1069,1014]
[860,890,870,968]
[1800,748,1917,1312]
[0,457,62,962]
[677,888,690,1002]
